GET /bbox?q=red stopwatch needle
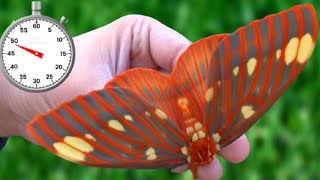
[16,44,44,59]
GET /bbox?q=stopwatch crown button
[32,1,41,15]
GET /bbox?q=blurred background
[0,0,319,179]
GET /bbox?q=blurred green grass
[0,0,320,179]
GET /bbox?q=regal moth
[27,4,318,179]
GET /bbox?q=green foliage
[0,0,319,179]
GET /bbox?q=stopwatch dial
[1,18,73,91]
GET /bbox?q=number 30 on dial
[0,15,75,92]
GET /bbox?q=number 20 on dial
[0,1,75,92]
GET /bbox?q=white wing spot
[241,105,255,119]
[187,156,191,162]
[53,142,85,162]
[109,120,125,131]
[276,49,282,61]
[213,133,221,143]
[186,126,194,135]
[124,114,133,122]
[297,33,314,64]
[205,87,214,102]
[64,136,94,153]
[85,134,96,142]
[198,130,206,139]
[181,146,188,155]
[145,147,157,160]
[192,133,199,142]
[194,122,203,131]
[233,66,239,76]
[217,81,221,87]
[216,144,221,151]
[145,111,151,117]
[155,109,167,119]
[285,37,299,65]
[178,97,189,105]
[247,58,257,76]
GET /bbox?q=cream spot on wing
[145,147,157,160]
[247,58,257,76]
[233,66,239,76]
[192,133,199,142]
[64,136,94,153]
[213,133,221,143]
[53,142,85,162]
[241,105,255,119]
[178,97,189,105]
[276,49,282,61]
[181,146,188,155]
[108,120,125,131]
[194,122,203,131]
[85,134,96,142]
[217,81,221,87]
[186,126,194,135]
[198,130,206,139]
[187,156,191,162]
[155,109,167,119]
[205,87,214,102]
[185,117,196,124]
[145,111,151,117]
[216,144,221,151]
[297,33,314,64]
[285,37,299,65]
[124,115,133,122]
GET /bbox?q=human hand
[0,15,249,179]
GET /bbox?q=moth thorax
[188,136,217,166]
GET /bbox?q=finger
[171,158,223,180]
[197,158,222,180]
[171,164,189,173]
[117,15,191,72]
[218,134,250,163]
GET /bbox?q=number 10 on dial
[0,1,75,92]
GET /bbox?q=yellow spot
[124,115,133,122]
[192,133,199,142]
[297,33,314,64]
[217,81,221,87]
[145,111,151,117]
[241,105,255,119]
[216,144,221,151]
[155,109,167,119]
[194,122,203,131]
[53,142,85,162]
[109,120,125,131]
[233,66,239,76]
[178,97,189,106]
[276,49,282,60]
[85,134,96,142]
[247,58,257,76]
[64,136,94,153]
[185,117,196,124]
[285,37,299,65]
[186,126,194,134]
[181,146,188,155]
[187,156,191,162]
[213,133,221,143]
[205,87,214,102]
[145,147,157,160]
[198,130,206,139]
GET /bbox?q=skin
[0,15,250,180]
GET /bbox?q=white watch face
[0,16,75,92]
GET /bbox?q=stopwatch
[0,1,75,92]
